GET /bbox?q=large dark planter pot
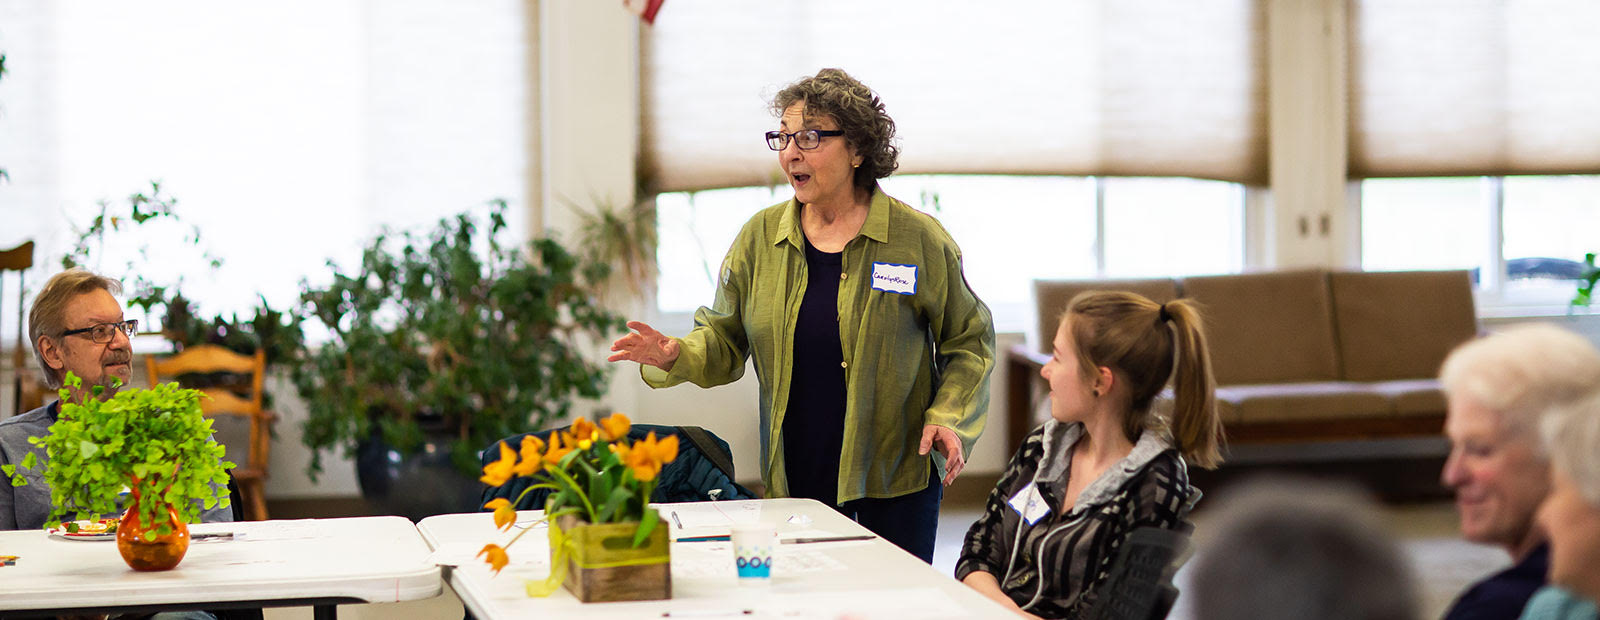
[355,428,483,521]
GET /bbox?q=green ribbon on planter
[525,516,670,598]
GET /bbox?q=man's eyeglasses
[765,129,844,151]
[60,320,139,344]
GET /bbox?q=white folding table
[0,516,441,618]
[417,497,1015,619]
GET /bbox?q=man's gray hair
[1440,324,1600,440]
[28,269,123,389]
[1191,477,1417,620]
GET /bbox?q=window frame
[651,174,1250,333]
[1352,175,1595,318]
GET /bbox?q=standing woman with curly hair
[957,291,1223,618]
[610,68,995,562]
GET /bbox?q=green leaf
[599,486,632,522]
[632,508,658,548]
[589,469,614,511]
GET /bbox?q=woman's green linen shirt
[642,188,995,504]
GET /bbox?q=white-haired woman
[1522,387,1600,620]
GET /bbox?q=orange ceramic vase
[116,496,190,571]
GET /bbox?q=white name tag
[1007,481,1051,525]
[870,262,917,295]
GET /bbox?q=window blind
[640,0,1268,192]
[1348,0,1600,178]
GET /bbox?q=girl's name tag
[1007,481,1051,525]
[871,262,917,295]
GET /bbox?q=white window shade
[1349,0,1600,178]
[641,0,1268,192]
[0,0,527,320]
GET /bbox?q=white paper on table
[659,502,761,529]
[670,542,847,578]
[773,549,847,573]
[763,587,967,619]
[670,539,735,579]
[237,520,329,541]
[428,541,550,569]
[778,528,878,548]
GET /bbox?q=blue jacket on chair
[478,423,757,511]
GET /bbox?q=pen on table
[191,532,237,542]
[670,510,683,529]
[661,610,753,617]
[672,534,877,544]
[782,534,876,544]
[673,534,730,543]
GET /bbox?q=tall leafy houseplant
[61,181,222,324]
[293,201,626,478]
[569,194,655,301]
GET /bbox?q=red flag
[623,0,665,25]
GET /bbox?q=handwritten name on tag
[870,262,917,295]
[1007,481,1051,525]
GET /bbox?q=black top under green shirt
[782,234,848,507]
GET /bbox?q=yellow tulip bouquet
[475,413,679,584]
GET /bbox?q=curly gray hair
[770,68,899,192]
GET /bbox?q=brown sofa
[1004,269,1477,454]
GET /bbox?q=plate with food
[47,518,120,541]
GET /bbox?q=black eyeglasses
[765,129,844,151]
[60,320,139,344]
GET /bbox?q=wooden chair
[146,344,272,521]
[2,241,40,416]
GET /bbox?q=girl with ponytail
[957,291,1223,618]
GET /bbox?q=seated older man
[1439,324,1600,620]
[0,269,233,530]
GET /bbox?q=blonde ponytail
[1064,292,1224,470]
[1162,300,1222,469]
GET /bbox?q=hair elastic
[1157,304,1172,323]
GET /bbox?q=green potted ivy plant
[290,200,626,519]
[1,373,232,571]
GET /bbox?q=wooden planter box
[550,513,671,602]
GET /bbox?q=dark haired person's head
[1193,478,1418,620]
[769,68,899,203]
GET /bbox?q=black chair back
[1085,525,1194,620]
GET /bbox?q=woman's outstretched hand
[607,321,680,371]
